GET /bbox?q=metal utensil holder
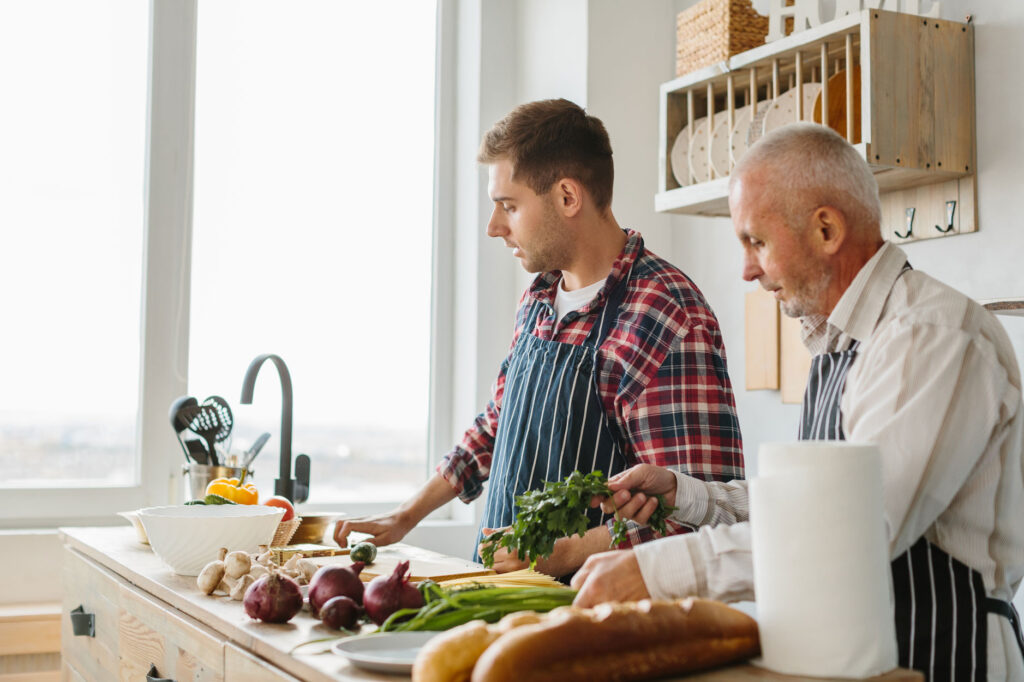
[182,463,252,501]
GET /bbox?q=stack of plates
[671,82,824,186]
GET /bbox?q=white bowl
[117,510,149,544]
[137,505,284,576]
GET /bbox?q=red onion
[363,560,424,625]
[243,571,302,623]
[309,561,365,616]
[320,595,362,630]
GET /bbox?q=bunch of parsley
[479,470,676,568]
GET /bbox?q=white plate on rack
[762,83,823,135]
[332,631,440,674]
[729,104,754,167]
[688,111,728,183]
[670,124,692,187]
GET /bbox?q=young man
[334,99,744,577]
[573,123,1024,679]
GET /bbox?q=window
[187,1,438,503]
[1,1,443,529]
[0,1,148,489]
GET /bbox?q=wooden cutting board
[309,542,494,582]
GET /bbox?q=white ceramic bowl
[137,505,284,576]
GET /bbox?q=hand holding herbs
[479,471,676,569]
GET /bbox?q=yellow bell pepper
[205,478,259,504]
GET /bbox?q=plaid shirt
[438,230,744,547]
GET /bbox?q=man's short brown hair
[478,99,614,211]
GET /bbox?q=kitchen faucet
[239,354,310,503]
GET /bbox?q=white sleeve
[670,471,750,527]
[843,318,1009,557]
[634,522,755,603]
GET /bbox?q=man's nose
[741,253,762,282]
[486,207,505,238]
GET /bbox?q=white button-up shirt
[634,242,1024,679]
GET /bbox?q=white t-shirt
[553,277,605,323]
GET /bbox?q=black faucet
[239,354,310,503]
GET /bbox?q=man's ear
[811,205,847,256]
[553,177,585,218]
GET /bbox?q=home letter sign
[766,0,942,42]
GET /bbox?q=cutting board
[310,542,494,582]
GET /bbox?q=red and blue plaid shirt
[438,230,744,546]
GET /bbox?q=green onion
[378,585,576,632]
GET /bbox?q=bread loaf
[412,612,545,682]
[471,598,759,682]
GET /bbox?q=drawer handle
[146,664,175,682]
[69,605,95,637]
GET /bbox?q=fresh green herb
[183,499,206,506]
[479,470,676,568]
[203,493,237,505]
[378,585,576,632]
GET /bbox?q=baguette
[412,612,545,682]
[470,598,759,682]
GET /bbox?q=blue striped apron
[474,273,631,563]
[798,263,1024,680]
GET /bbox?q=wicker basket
[676,0,769,77]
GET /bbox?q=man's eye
[503,204,514,213]
[749,239,763,248]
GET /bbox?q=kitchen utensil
[185,438,209,466]
[241,432,271,470]
[168,395,200,462]
[186,396,233,466]
[812,65,861,143]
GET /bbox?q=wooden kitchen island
[60,527,921,681]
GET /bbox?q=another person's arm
[599,464,750,528]
[612,322,745,546]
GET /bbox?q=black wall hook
[935,200,956,233]
[895,207,915,239]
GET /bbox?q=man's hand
[571,549,650,607]
[479,526,612,578]
[333,511,413,547]
[589,464,677,525]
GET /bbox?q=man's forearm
[670,472,750,527]
[395,473,459,527]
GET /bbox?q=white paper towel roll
[750,441,897,678]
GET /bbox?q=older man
[573,123,1024,680]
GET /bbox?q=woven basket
[271,517,301,547]
[676,0,769,77]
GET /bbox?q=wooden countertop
[60,527,921,682]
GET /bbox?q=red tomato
[264,495,295,521]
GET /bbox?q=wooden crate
[656,9,977,244]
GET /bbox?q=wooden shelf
[656,9,977,241]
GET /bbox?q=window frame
[2,0,456,528]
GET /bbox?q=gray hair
[730,123,881,235]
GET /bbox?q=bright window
[0,1,148,488]
[188,1,438,502]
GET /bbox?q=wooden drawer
[118,581,224,681]
[62,547,224,681]
[62,548,121,681]
[224,645,301,682]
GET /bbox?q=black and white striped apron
[474,273,631,563]
[798,276,1024,680]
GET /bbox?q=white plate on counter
[332,631,440,674]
